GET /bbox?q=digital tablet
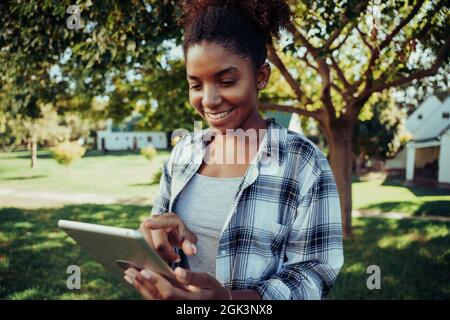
[58,219,179,287]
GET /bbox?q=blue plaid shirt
[151,118,344,300]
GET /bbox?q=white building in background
[96,119,168,151]
[386,95,450,184]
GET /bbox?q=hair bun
[179,0,292,43]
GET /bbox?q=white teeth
[206,108,234,120]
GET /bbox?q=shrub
[140,145,157,161]
[151,166,163,185]
[50,141,86,166]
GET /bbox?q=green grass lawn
[328,218,450,299]
[0,149,169,200]
[0,204,144,299]
[0,204,448,299]
[1,149,449,215]
[353,176,450,217]
[1,149,449,299]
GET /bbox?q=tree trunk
[355,153,365,174]
[30,138,37,168]
[327,125,354,239]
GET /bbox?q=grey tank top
[173,173,242,276]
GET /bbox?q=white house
[96,119,168,151]
[96,112,303,152]
[386,95,450,184]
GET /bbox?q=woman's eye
[189,81,235,90]
[189,84,201,90]
[221,81,236,87]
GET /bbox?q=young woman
[124,0,343,300]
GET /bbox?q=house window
[418,114,423,120]
[443,112,449,119]
[147,136,153,142]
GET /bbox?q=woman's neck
[208,112,268,164]
[237,109,268,133]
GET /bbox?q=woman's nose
[202,86,222,109]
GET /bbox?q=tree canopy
[1,0,449,237]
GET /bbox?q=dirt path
[353,209,450,222]
[0,188,152,208]
[1,187,449,221]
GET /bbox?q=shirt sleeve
[150,158,172,216]
[150,138,182,216]
[253,154,344,300]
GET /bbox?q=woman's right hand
[139,212,197,263]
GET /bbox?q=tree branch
[331,83,344,95]
[370,35,450,94]
[330,30,352,52]
[325,18,350,50]
[259,102,324,121]
[286,21,336,122]
[266,44,313,105]
[408,0,444,43]
[356,25,374,51]
[329,55,350,89]
[285,21,319,58]
[325,28,344,50]
[356,1,425,91]
[379,1,424,51]
[301,53,319,72]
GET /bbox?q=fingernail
[191,243,197,255]
[141,269,153,280]
[177,268,187,279]
[125,269,137,280]
[124,275,134,285]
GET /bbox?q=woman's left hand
[124,267,230,300]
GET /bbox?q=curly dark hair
[178,0,292,71]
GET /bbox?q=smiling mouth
[204,106,236,120]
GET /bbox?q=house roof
[406,95,441,133]
[407,95,450,141]
[412,123,450,143]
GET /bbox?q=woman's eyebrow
[187,66,239,80]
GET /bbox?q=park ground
[1,149,449,299]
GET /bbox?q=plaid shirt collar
[170,117,288,207]
[184,116,287,166]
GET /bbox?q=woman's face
[185,41,270,134]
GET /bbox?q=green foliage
[353,93,405,159]
[140,145,157,161]
[271,0,450,117]
[50,141,86,166]
[0,102,99,151]
[151,166,163,185]
[4,0,447,142]
[0,0,188,137]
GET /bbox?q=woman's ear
[256,63,271,90]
